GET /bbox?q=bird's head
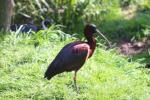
[84,24,97,35]
[84,24,111,46]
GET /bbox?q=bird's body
[44,39,96,80]
[10,23,39,33]
[44,24,109,90]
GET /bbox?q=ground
[0,32,150,100]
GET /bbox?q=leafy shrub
[12,0,150,40]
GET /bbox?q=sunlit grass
[0,31,150,100]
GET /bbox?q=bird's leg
[73,71,78,93]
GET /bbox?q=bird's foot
[73,78,79,93]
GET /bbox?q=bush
[12,0,150,40]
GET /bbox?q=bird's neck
[87,37,96,58]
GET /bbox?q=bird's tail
[44,64,56,80]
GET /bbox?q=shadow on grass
[131,50,150,66]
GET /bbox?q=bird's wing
[62,42,90,70]
[44,41,90,80]
[51,41,90,70]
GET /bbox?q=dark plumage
[44,24,97,79]
[10,21,39,33]
[10,18,54,32]
[44,24,109,90]
[41,18,54,29]
[44,41,92,80]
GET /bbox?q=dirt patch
[117,39,149,55]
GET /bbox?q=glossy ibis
[44,24,110,90]
[41,18,54,29]
[10,20,39,33]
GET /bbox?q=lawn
[0,29,150,100]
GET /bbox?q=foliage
[0,0,149,99]
[0,29,150,99]
[12,0,150,41]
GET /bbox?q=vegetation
[0,0,150,99]
[0,29,150,99]
[13,0,150,40]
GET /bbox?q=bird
[41,18,54,30]
[10,20,39,33]
[44,24,110,90]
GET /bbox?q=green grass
[0,31,150,100]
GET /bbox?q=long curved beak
[96,29,111,47]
